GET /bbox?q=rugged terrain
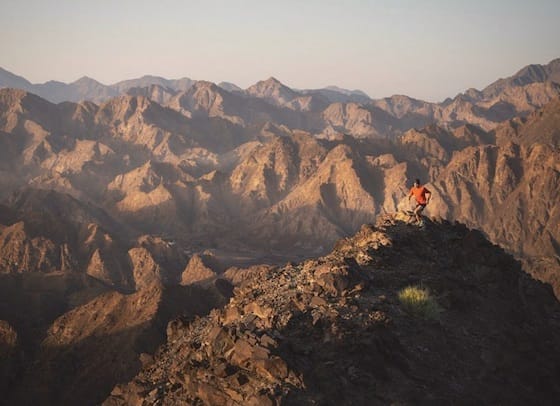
[0,58,559,404]
[430,98,560,296]
[105,216,560,405]
[1,59,559,295]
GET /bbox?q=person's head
[414,178,420,187]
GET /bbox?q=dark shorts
[415,203,427,211]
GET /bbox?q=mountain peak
[75,75,95,81]
[547,57,560,70]
[246,77,297,105]
[0,67,33,90]
[263,76,282,84]
[139,74,167,81]
[247,76,290,91]
[106,216,560,404]
[218,81,243,93]
[324,85,370,98]
[72,76,106,87]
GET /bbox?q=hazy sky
[1,0,559,101]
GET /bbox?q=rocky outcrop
[129,247,164,290]
[105,217,560,405]
[180,253,217,286]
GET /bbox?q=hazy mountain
[302,85,371,103]
[62,76,118,102]
[0,70,195,103]
[245,77,331,113]
[2,58,559,138]
[112,75,196,93]
[0,67,33,91]
[477,57,560,100]
[217,81,243,93]
[125,84,178,105]
[246,77,299,105]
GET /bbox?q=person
[408,178,431,226]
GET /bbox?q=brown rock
[228,339,254,366]
[247,394,276,406]
[197,383,229,406]
[207,326,235,355]
[315,270,350,296]
[259,334,277,349]
[128,247,163,290]
[181,254,217,285]
[310,295,328,307]
[223,306,242,324]
[244,302,274,327]
[254,356,289,381]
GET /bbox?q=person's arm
[425,189,432,203]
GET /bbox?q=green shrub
[398,285,442,320]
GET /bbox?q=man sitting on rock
[408,178,431,226]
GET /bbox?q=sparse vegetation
[398,285,442,320]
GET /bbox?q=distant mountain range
[0,68,370,105]
[2,58,559,138]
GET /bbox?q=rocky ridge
[106,216,560,405]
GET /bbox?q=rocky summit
[105,215,560,405]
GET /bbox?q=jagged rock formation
[105,217,560,405]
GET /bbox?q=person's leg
[414,205,424,223]
[407,210,415,224]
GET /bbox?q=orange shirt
[409,186,431,204]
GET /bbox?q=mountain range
[0,58,560,404]
[2,58,560,135]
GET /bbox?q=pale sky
[1,0,559,101]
